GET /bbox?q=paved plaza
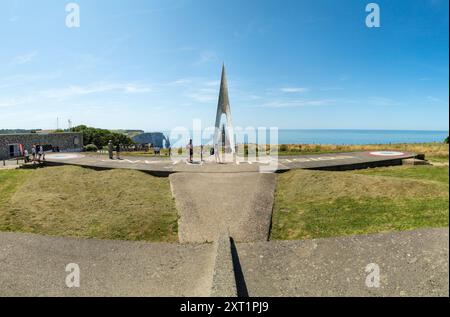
[43,150,416,175]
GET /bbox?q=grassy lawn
[0,166,178,242]
[271,165,449,240]
[277,142,449,161]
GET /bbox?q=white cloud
[124,84,151,93]
[11,51,38,65]
[320,87,344,91]
[427,96,442,102]
[169,79,192,85]
[0,96,32,108]
[204,80,220,87]
[40,82,152,99]
[280,87,309,93]
[186,88,217,103]
[194,51,217,65]
[366,96,402,107]
[339,74,350,81]
[260,99,334,108]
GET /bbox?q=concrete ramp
[170,172,277,243]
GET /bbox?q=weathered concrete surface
[0,232,215,297]
[44,151,417,175]
[170,172,277,243]
[210,234,238,297]
[236,228,449,297]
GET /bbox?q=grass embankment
[271,165,449,240]
[277,142,449,162]
[0,166,178,242]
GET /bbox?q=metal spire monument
[213,64,236,161]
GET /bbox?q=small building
[0,132,83,160]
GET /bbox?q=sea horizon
[162,128,449,146]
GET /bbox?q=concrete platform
[0,232,215,297]
[235,228,449,297]
[0,228,447,297]
[44,151,416,175]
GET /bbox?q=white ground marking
[46,154,84,160]
[369,151,405,156]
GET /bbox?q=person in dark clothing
[108,140,114,159]
[187,139,193,163]
[116,144,121,160]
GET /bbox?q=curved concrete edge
[210,234,238,297]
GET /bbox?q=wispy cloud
[204,80,220,87]
[40,82,152,99]
[366,96,402,107]
[194,51,217,65]
[320,87,344,91]
[0,72,62,90]
[185,88,217,103]
[339,74,351,81]
[280,87,309,93]
[169,79,192,85]
[427,96,442,102]
[0,96,33,108]
[260,99,334,108]
[11,50,38,65]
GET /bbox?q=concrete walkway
[0,228,447,296]
[170,172,277,243]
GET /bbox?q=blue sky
[0,0,448,131]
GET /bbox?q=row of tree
[71,125,135,148]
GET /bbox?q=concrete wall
[0,133,83,160]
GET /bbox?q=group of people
[107,141,122,160]
[24,144,45,163]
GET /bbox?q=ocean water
[274,129,449,145]
[165,129,448,147]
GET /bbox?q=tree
[445,136,449,144]
[71,125,135,148]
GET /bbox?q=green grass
[354,165,449,184]
[0,169,33,210]
[271,165,449,240]
[0,166,178,242]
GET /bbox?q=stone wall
[0,133,83,160]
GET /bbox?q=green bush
[84,144,98,152]
[445,136,449,144]
[279,144,288,152]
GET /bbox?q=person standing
[186,139,193,163]
[31,145,36,162]
[116,144,121,160]
[108,140,113,159]
[24,149,29,163]
[36,144,41,162]
[39,145,45,161]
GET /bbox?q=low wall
[0,133,83,160]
